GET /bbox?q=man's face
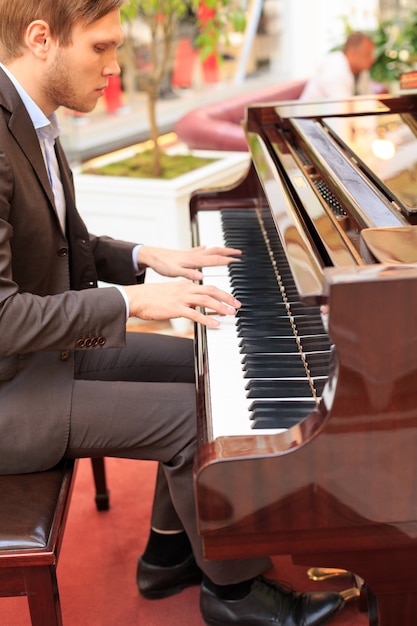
[352,39,375,75]
[42,9,123,114]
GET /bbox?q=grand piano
[190,92,417,626]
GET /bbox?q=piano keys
[191,92,417,626]
[198,208,331,437]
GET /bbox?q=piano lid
[324,112,417,215]
[273,95,417,218]
[243,93,417,300]
[275,96,390,120]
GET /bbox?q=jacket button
[76,339,85,348]
[57,246,68,257]
[91,337,99,347]
[85,338,92,348]
[60,350,70,361]
[98,336,106,346]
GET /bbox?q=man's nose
[105,58,121,76]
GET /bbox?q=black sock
[203,575,253,600]
[142,529,193,567]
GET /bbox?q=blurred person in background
[300,31,376,101]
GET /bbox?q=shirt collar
[0,62,60,137]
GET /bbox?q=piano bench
[0,457,108,626]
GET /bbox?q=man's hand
[123,280,241,328]
[136,245,242,281]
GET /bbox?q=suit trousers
[65,330,271,584]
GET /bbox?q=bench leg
[91,457,110,511]
[25,566,63,626]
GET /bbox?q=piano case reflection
[190,92,417,626]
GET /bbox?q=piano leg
[373,590,417,626]
[363,586,378,626]
[365,552,417,626]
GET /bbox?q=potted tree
[117,0,246,177]
[74,0,249,276]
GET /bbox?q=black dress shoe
[200,576,344,626]
[137,553,203,599]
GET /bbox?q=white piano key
[197,210,286,438]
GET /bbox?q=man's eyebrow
[94,38,124,48]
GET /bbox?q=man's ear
[25,20,52,59]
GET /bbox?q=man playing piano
[0,1,344,624]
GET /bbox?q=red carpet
[0,458,369,625]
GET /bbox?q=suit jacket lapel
[0,68,56,209]
[0,68,96,287]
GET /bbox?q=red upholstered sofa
[174,79,307,152]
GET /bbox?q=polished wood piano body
[190,93,417,625]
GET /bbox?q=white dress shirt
[300,50,371,101]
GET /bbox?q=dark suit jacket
[0,67,144,473]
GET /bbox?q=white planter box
[74,149,250,333]
[74,149,250,284]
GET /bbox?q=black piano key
[246,379,314,398]
[230,262,293,272]
[231,280,285,290]
[236,314,298,323]
[239,337,299,354]
[236,304,322,317]
[217,207,334,432]
[237,318,326,337]
[244,370,328,398]
[238,324,297,338]
[234,297,288,306]
[239,336,332,353]
[230,266,296,279]
[242,352,332,378]
[249,400,317,429]
[229,261,278,268]
[244,365,306,378]
[314,378,327,395]
[243,353,309,371]
[278,286,301,299]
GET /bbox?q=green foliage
[369,12,417,84]
[122,0,191,20]
[83,151,217,179]
[195,0,247,60]
[336,11,417,85]
[122,0,246,60]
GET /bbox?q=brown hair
[343,32,374,53]
[0,0,125,60]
